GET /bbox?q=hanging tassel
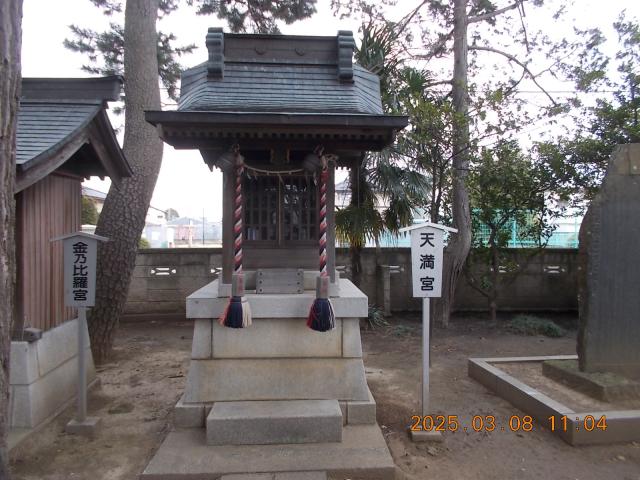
[220,150,252,328]
[307,159,335,332]
[307,275,335,332]
[220,272,252,328]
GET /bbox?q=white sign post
[400,222,457,442]
[52,231,107,437]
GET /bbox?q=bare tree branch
[427,29,454,58]
[470,45,558,105]
[396,0,428,34]
[517,1,530,52]
[427,79,454,87]
[468,1,520,24]
[409,29,454,61]
[464,266,491,298]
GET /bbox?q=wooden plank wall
[16,173,80,331]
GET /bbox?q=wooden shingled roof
[16,76,132,193]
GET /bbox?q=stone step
[206,400,342,445]
[220,472,327,480]
[141,424,395,480]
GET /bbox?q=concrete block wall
[126,248,221,315]
[9,317,96,429]
[335,248,578,312]
[125,247,578,315]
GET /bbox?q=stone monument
[141,28,407,479]
[578,144,640,379]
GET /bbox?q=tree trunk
[90,0,164,363]
[349,160,364,287]
[434,0,472,327]
[351,243,363,287]
[0,1,23,476]
[489,237,499,324]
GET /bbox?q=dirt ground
[9,314,640,480]
[497,361,640,412]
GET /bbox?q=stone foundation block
[66,416,100,438]
[206,400,343,445]
[277,473,326,480]
[339,401,347,425]
[220,472,327,480]
[140,425,395,480]
[211,318,343,359]
[10,316,96,429]
[191,319,212,359]
[342,318,362,358]
[10,342,38,385]
[185,358,369,403]
[220,475,273,480]
[410,429,444,443]
[188,279,367,319]
[347,387,376,425]
[174,395,205,428]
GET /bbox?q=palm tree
[336,21,431,286]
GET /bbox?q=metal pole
[422,297,430,417]
[77,306,87,422]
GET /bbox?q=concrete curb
[468,355,640,445]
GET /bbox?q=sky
[20,0,640,221]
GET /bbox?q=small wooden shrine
[10,76,131,437]
[143,29,407,479]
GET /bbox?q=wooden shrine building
[142,30,408,479]
[147,29,407,287]
[10,76,131,441]
[14,76,131,335]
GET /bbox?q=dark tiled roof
[16,102,101,167]
[178,62,383,114]
[15,76,131,192]
[147,32,406,155]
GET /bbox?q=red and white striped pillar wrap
[233,154,243,275]
[318,158,329,277]
[307,154,335,331]
[220,150,251,328]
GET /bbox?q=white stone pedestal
[142,278,395,479]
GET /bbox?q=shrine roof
[178,62,383,114]
[16,76,132,192]
[17,102,101,166]
[146,30,407,153]
[176,30,383,115]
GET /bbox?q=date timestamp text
[410,414,608,433]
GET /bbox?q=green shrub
[366,305,389,329]
[81,196,99,225]
[392,324,414,336]
[508,314,566,338]
[138,237,151,249]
